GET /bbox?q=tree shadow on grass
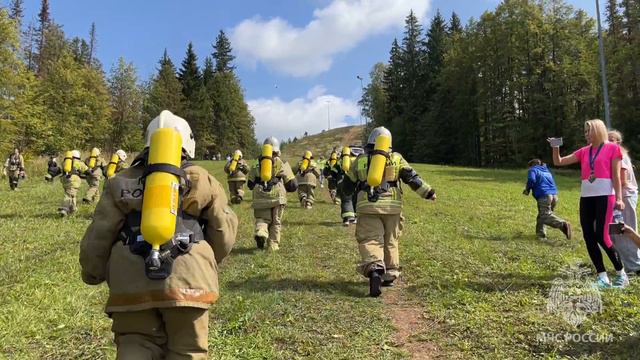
[232,246,262,255]
[0,212,62,220]
[225,274,367,298]
[462,271,559,293]
[404,271,558,295]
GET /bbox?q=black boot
[368,270,383,297]
[255,235,266,249]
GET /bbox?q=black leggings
[579,196,623,273]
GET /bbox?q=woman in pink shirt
[550,119,628,288]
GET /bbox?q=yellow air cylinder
[106,154,119,178]
[341,146,351,172]
[140,128,183,251]
[329,151,337,166]
[229,151,240,172]
[63,151,73,174]
[88,148,99,168]
[260,144,273,182]
[300,151,312,171]
[367,134,391,187]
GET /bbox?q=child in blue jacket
[523,159,572,240]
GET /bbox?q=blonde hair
[608,129,629,156]
[585,119,608,146]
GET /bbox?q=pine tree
[23,21,37,71]
[109,57,144,151]
[9,0,23,26]
[414,10,455,162]
[88,22,96,65]
[36,0,51,75]
[208,72,256,155]
[212,30,235,73]
[143,50,185,127]
[202,56,215,87]
[383,38,403,131]
[178,42,202,99]
[359,62,389,142]
[449,11,462,35]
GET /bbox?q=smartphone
[549,137,563,147]
[608,222,625,235]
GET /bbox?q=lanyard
[589,144,604,173]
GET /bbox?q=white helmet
[234,149,243,159]
[367,126,392,147]
[116,149,127,161]
[145,110,196,159]
[263,137,280,153]
[71,150,81,159]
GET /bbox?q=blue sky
[10,0,597,141]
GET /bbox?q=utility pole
[595,0,611,128]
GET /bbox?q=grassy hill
[281,125,365,162]
[1,160,639,359]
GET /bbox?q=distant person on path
[343,127,436,297]
[224,149,249,204]
[3,148,25,190]
[79,111,238,359]
[608,130,640,274]
[523,159,572,241]
[550,119,628,288]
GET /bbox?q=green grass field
[1,162,638,359]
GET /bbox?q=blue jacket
[526,165,558,199]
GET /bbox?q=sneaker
[592,277,612,290]
[82,198,91,204]
[255,235,266,249]
[369,271,382,297]
[562,222,572,240]
[349,217,357,225]
[58,209,68,217]
[612,274,629,289]
[343,218,350,226]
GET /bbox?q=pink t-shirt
[573,142,623,197]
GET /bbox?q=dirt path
[383,280,439,359]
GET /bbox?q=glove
[522,189,530,196]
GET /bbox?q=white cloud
[231,0,431,77]
[248,87,359,142]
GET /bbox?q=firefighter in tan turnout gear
[343,127,436,297]
[224,149,250,204]
[83,147,108,203]
[3,148,25,190]
[247,137,298,251]
[293,150,321,209]
[79,110,238,359]
[58,150,89,216]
